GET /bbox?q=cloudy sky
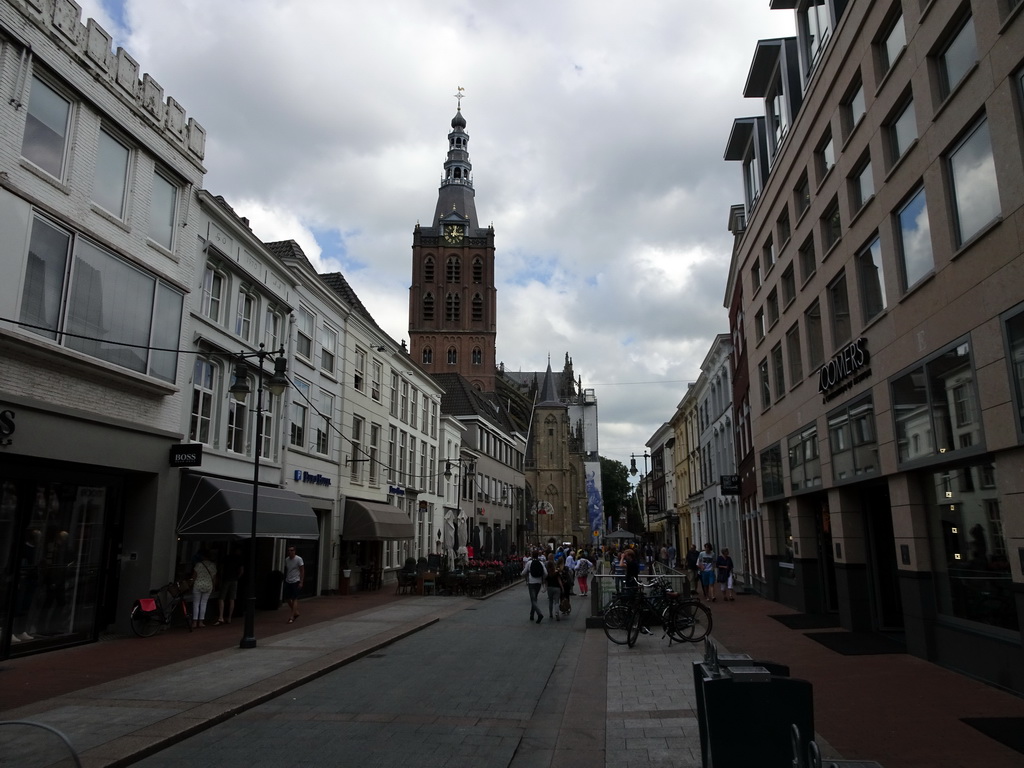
[81,0,794,472]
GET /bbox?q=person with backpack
[545,554,562,621]
[521,549,546,623]
[574,553,594,596]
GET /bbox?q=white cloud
[105,0,794,466]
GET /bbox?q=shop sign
[818,337,871,402]
[721,474,740,495]
[389,485,406,496]
[293,470,331,486]
[169,443,203,467]
[0,408,15,446]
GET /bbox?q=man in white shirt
[283,545,304,623]
[521,550,547,623]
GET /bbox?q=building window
[472,347,483,365]
[891,339,981,463]
[422,347,433,365]
[290,378,310,449]
[353,347,366,392]
[766,73,789,156]
[758,358,771,410]
[816,129,836,181]
[472,293,483,322]
[424,256,435,283]
[939,15,976,98]
[447,347,457,365]
[896,186,933,291]
[794,173,810,219]
[190,358,216,444]
[948,117,1000,247]
[201,264,224,323]
[423,292,434,321]
[93,128,131,218]
[786,323,803,383]
[926,461,1017,632]
[296,306,314,359]
[400,380,409,422]
[755,308,766,342]
[18,216,182,381]
[446,256,460,283]
[760,443,784,499]
[148,170,177,251]
[879,10,906,76]
[22,75,71,179]
[350,416,364,481]
[842,75,866,137]
[371,360,383,401]
[788,424,821,492]
[767,289,780,329]
[390,372,400,417]
[1004,307,1024,437]
[805,300,824,371]
[410,388,419,428]
[751,260,762,292]
[828,397,878,481]
[235,289,255,342]
[472,257,483,283]
[888,98,917,165]
[316,392,333,455]
[369,423,381,485]
[799,0,832,77]
[264,307,283,352]
[781,263,796,307]
[827,270,851,348]
[762,236,776,274]
[821,199,841,252]
[320,324,338,375]
[743,138,762,211]
[798,235,816,283]
[856,236,887,322]
[227,387,248,455]
[446,292,460,322]
[257,391,276,459]
[771,343,786,400]
[850,155,874,212]
[777,208,791,246]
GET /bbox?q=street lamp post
[229,343,288,650]
[629,452,650,539]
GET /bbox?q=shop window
[891,339,982,464]
[828,396,878,481]
[788,424,821,492]
[926,461,1018,632]
[760,444,784,499]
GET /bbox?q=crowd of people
[520,544,597,623]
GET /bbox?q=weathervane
[454,86,465,109]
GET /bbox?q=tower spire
[433,88,478,229]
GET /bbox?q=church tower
[409,93,497,392]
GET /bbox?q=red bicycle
[129,580,193,637]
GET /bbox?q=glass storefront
[925,459,1018,632]
[1,474,113,655]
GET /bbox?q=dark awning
[177,474,320,540]
[343,499,414,540]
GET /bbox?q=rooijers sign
[818,337,871,402]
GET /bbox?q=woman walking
[191,549,217,628]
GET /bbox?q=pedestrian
[215,545,243,625]
[283,545,304,623]
[574,552,594,596]
[698,543,717,601]
[191,549,217,628]
[659,544,668,565]
[521,549,546,623]
[545,553,561,621]
[685,544,700,594]
[667,543,677,569]
[557,562,573,618]
[564,549,577,595]
[644,542,655,573]
[717,548,736,601]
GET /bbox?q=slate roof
[431,372,518,434]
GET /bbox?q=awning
[343,498,414,540]
[177,474,320,540]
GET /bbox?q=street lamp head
[629,456,637,476]
[267,355,289,396]
[229,362,251,402]
[444,461,453,479]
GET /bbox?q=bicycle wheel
[667,601,713,642]
[603,604,633,645]
[626,607,642,647]
[130,603,160,638]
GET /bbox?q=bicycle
[130,580,193,637]
[603,578,712,647]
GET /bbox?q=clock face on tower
[443,224,464,244]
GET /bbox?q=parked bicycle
[130,580,193,637]
[604,577,712,647]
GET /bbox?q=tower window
[422,347,433,364]
[424,257,435,283]
[446,292,460,321]
[423,292,434,321]
[472,347,482,365]
[447,347,457,365]
[473,257,483,283]
[447,256,460,283]
[472,293,483,322]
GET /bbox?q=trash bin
[261,569,283,609]
[693,646,813,768]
